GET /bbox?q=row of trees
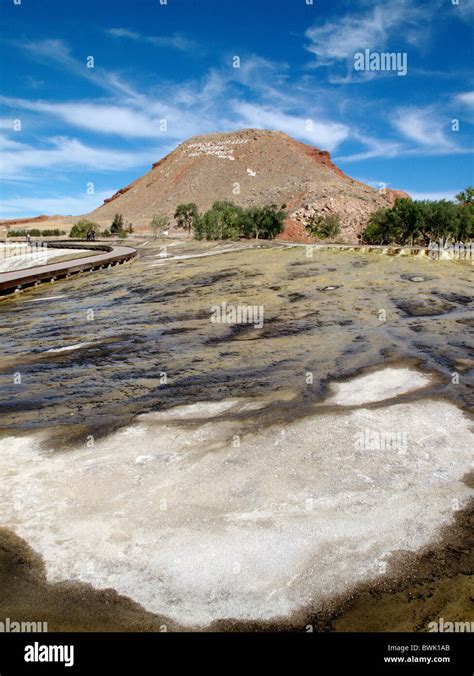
[194,202,286,240]
[150,202,287,240]
[69,214,133,239]
[7,228,66,237]
[67,186,474,245]
[362,188,474,246]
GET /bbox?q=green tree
[174,203,199,234]
[363,200,423,245]
[110,213,124,234]
[8,228,65,237]
[455,186,474,205]
[198,201,243,240]
[149,213,169,239]
[363,191,474,246]
[453,203,474,242]
[391,199,425,245]
[191,202,287,241]
[193,215,205,241]
[69,219,99,239]
[362,209,393,244]
[243,204,286,239]
[454,187,474,242]
[417,200,456,246]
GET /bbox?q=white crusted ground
[0,243,89,273]
[327,367,431,405]
[0,368,472,626]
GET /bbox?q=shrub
[69,219,99,239]
[40,229,66,237]
[360,211,393,244]
[305,213,341,240]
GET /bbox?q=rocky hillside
[84,129,407,242]
[0,129,408,242]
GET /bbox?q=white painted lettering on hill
[187,138,249,161]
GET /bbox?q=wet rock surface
[0,240,472,630]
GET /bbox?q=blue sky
[0,0,473,219]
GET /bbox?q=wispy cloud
[2,28,471,211]
[0,189,116,219]
[233,102,350,152]
[303,0,432,84]
[0,133,163,180]
[392,106,456,150]
[107,28,198,52]
[0,117,15,130]
[405,190,459,201]
[0,50,349,150]
[15,38,144,100]
[337,107,471,163]
[335,142,404,163]
[456,91,474,107]
[304,0,426,65]
[0,97,171,139]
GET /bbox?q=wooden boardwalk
[0,242,137,297]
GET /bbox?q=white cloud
[0,134,163,179]
[3,34,470,199]
[306,9,387,63]
[15,38,144,100]
[392,107,455,149]
[336,142,403,163]
[0,117,15,130]
[0,190,116,219]
[0,93,223,141]
[305,0,426,65]
[107,28,197,52]
[0,98,168,138]
[406,190,458,201]
[456,91,474,107]
[233,102,349,151]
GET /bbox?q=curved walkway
[0,242,137,297]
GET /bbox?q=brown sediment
[0,528,179,632]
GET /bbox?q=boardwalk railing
[0,241,137,298]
